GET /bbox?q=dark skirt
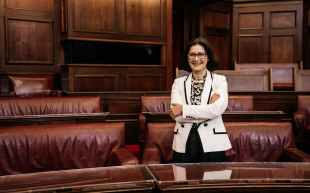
[172,123,227,163]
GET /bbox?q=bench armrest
[294,111,306,130]
[142,144,161,164]
[110,148,139,165]
[138,114,147,144]
[283,147,310,162]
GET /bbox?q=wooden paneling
[271,11,295,29]
[201,10,230,29]
[238,36,265,63]
[124,0,162,36]
[207,35,230,69]
[270,35,294,63]
[233,5,267,63]
[239,13,263,29]
[0,0,3,16]
[126,74,162,91]
[6,18,54,65]
[295,70,310,91]
[66,0,166,43]
[235,63,298,91]
[216,70,271,91]
[200,2,232,69]
[75,75,120,91]
[66,64,165,92]
[0,1,4,71]
[303,1,310,69]
[0,0,57,78]
[0,16,4,71]
[6,0,54,12]
[71,0,117,33]
[233,1,302,64]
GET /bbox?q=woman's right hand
[210,93,220,104]
[170,103,182,119]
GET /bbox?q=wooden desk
[148,162,310,193]
[142,111,290,122]
[0,112,110,125]
[0,165,154,193]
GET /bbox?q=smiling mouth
[191,62,203,66]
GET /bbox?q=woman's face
[187,44,208,73]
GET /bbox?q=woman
[170,37,232,163]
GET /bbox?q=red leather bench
[142,122,310,164]
[0,96,101,116]
[0,122,138,176]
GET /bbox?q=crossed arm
[169,76,228,123]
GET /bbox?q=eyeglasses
[188,52,207,59]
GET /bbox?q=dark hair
[183,37,218,72]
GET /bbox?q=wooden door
[233,1,302,64]
[4,0,55,72]
[233,4,268,63]
[269,2,302,63]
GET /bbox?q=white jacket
[171,70,232,153]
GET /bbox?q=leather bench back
[145,122,294,163]
[0,122,125,175]
[0,96,101,116]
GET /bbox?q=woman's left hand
[170,103,183,118]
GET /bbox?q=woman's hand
[170,103,183,119]
[210,93,220,104]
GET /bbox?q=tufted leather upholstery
[142,122,310,164]
[0,122,138,175]
[0,96,101,116]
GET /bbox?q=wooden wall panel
[124,0,162,36]
[67,64,165,92]
[216,70,270,91]
[200,2,232,69]
[239,13,263,29]
[6,19,54,65]
[238,36,265,63]
[201,11,229,29]
[207,35,230,69]
[0,0,57,79]
[107,99,140,114]
[71,0,117,33]
[233,1,302,64]
[0,0,3,15]
[304,1,310,69]
[295,70,310,91]
[126,75,162,91]
[75,75,120,91]
[233,6,267,64]
[66,0,167,43]
[271,11,295,29]
[0,0,5,96]
[6,0,54,12]
[0,2,4,71]
[270,36,294,63]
